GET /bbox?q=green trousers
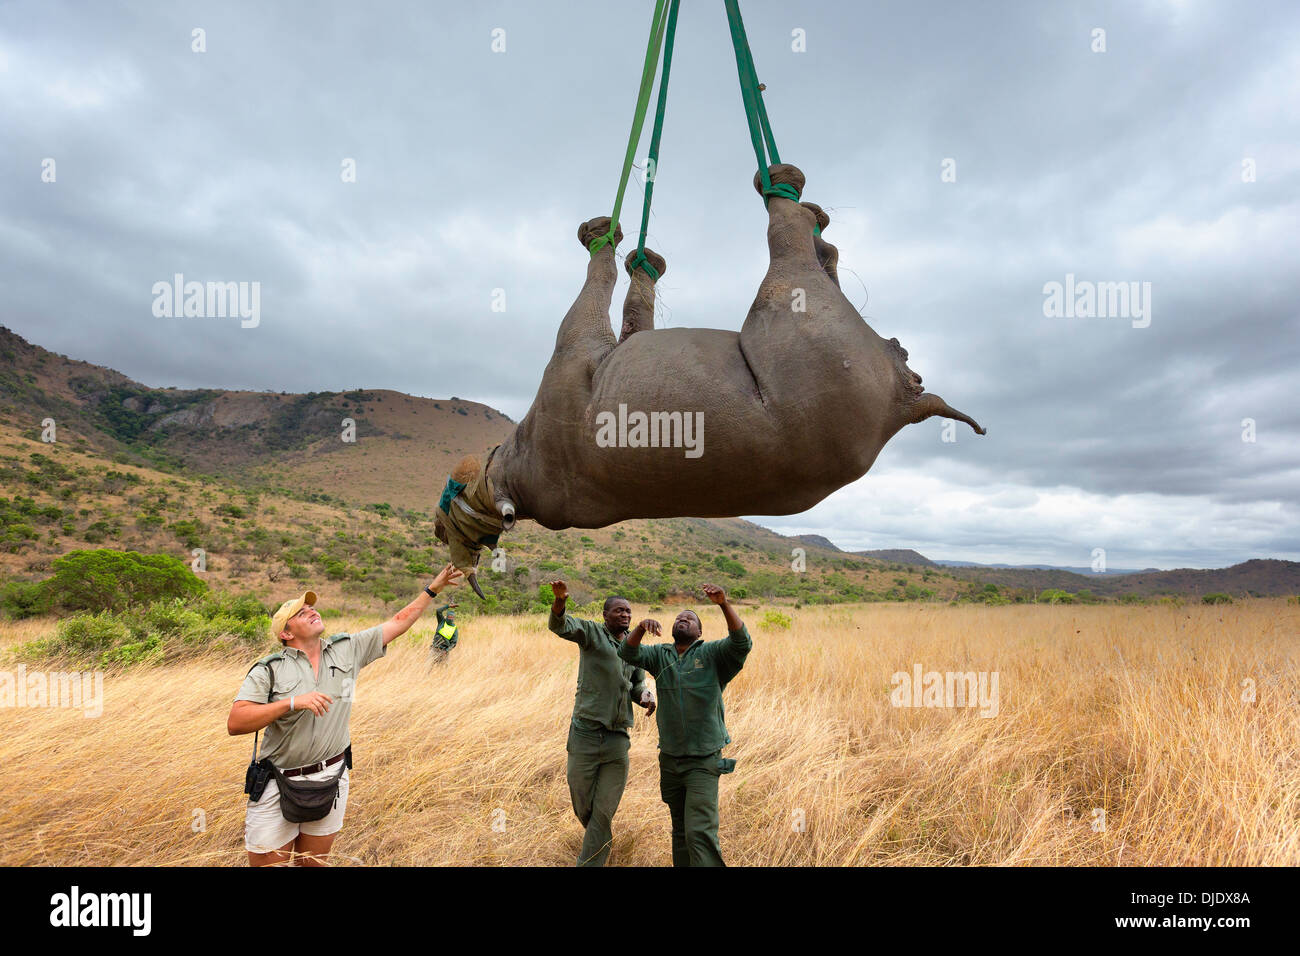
[565,723,631,867]
[658,752,726,867]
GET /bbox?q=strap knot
[762,181,802,207]
[628,249,661,280]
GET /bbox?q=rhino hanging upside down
[436,164,984,595]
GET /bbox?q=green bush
[712,555,747,577]
[42,549,208,612]
[101,635,164,667]
[168,518,206,548]
[53,612,132,654]
[0,580,53,619]
[1202,593,1233,605]
[24,591,270,666]
[759,610,792,630]
[1037,588,1075,605]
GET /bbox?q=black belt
[280,751,345,778]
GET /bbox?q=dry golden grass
[1,600,1296,866]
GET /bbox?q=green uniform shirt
[549,611,648,733]
[618,625,751,757]
[235,626,385,769]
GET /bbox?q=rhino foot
[577,216,623,250]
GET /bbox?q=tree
[42,549,207,612]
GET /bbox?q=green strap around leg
[629,0,680,280]
[724,0,800,206]
[627,249,661,280]
[589,0,671,257]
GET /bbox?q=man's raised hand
[637,618,662,636]
[430,563,464,593]
[551,580,568,601]
[701,583,727,605]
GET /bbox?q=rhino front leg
[619,247,666,342]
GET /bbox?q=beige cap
[271,590,318,639]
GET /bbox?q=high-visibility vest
[437,622,457,641]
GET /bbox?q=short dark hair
[604,595,629,612]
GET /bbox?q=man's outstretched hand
[550,580,568,601]
[430,563,464,594]
[701,582,744,633]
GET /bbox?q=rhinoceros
[435,164,984,595]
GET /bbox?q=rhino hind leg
[802,202,840,288]
[619,247,666,343]
[750,164,824,279]
[554,217,624,358]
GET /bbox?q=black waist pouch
[272,759,346,823]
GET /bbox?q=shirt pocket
[270,672,309,702]
[321,662,356,699]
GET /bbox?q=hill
[0,325,511,507]
[936,559,1300,599]
[2,325,1294,608]
[855,549,937,568]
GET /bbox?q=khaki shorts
[244,765,350,853]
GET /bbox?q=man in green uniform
[618,583,750,867]
[548,579,656,866]
[427,602,460,667]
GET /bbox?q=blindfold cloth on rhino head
[434,449,505,599]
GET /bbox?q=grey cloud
[2,0,1296,566]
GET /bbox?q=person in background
[427,602,460,667]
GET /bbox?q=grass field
[1,600,1296,866]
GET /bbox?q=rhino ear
[908,392,987,435]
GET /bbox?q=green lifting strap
[588,0,672,257]
[724,0,800,206]
[628,0,681,279]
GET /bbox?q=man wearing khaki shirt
[548,580,656,866]
[228,563,462,866]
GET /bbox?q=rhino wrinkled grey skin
[475,163,984,543]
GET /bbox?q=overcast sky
[3,1,1297,569]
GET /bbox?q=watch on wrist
[424,585,438,599]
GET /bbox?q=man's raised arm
[618,617,662,675]
[380,563,463,646]
[702,583,751,675]
[547,580,590,645]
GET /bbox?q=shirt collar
[282,638,327,659]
